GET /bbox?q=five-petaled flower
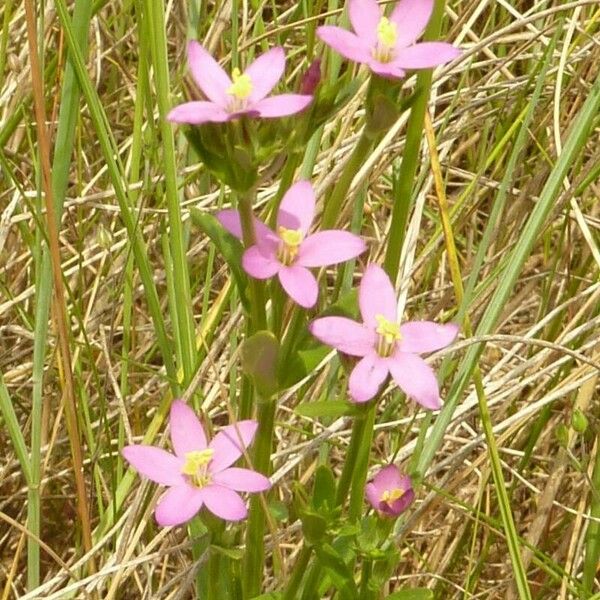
[318,0,460,79]
[366,465,414,517]
[168,42,313,125]
[217,180,366,308]
[310,264,458,406]
[122,400,270,526]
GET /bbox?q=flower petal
[187,41,231,107]
[309,316,374,357]
[216,209,276,246]
[386,486,415,516]
[365,482,382,510]
[169,400,207,456]
[348,353,389,403]
[200,485,248,521]
[155,484,204,526]
[372,464,404,491]
[399,321,459,354]
[276,180,315,235]
[388,352,441,410]
[122,445,185,486]
[367,60,406,79]
[242,246,281,279]
[212,467,271,492]
[244,47,285,103]
[167,101,230,125]
[252,94,313,118]
[297,231,366,267]
[209,420,258,472]
[349,0,381,45]
[359,264,397,328]
[317,26,373,64]
[392,42,461,69]
[278,265,318,308]
[390,0,434,47]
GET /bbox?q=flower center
[373,17,397,63]
[181,449,214,488]
[375,314,401,357]
[381,487,405,507]
[277,226,303,265]
[227,68,253,111]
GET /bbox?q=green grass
[1,0,599,598]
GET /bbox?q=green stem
[283,544,312,600]
[242,400,276,597]
[359,558,374,600]
[383,0,447,281]
[335,411,368,506]
[349,402,377,522]
[238,190,267,331]
[320,131,372,229]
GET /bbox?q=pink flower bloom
[217,180,366,308]
[122,400,270,526]
[310,264,458,406]
[366,465,414,517]
[168,41,313,125]
[317,0,460,79]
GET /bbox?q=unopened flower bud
[299,59,321,95]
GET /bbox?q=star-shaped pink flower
[122,401,270,526]
[366,465,414,517]
[318,0,460,79]
[217,180,366,308]
[167,41,313,125]
[310,264,458,406]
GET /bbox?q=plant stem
[237,190,267,331]
[320,131,372,229]
[242,399,276,597]
[359,558,373,600]
[348,402,377,522]
[283,544,312,600]
[335,411,367,506]
[383,0,447,281]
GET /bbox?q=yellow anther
[278,226,303,247]
[381,488,405,506]
[277,226,304,265]
[377,17,397,49]
[181,449,214,477]
[227,68,253,100]
[375,314,401,344]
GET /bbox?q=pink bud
[299,59,321,95]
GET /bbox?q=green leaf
[315,544,359,598]
[295,400,359,419]
[211,545,243,560]
[240,331,280,399]
[300,509,328,545]
[190,208,249,309]
[313,465,336,510]
[385,589,433,600]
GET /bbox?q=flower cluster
[124,0,462,532]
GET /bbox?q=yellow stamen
[375,314,401,357]
[181,449,214,488]
[227,67,253,100]
[277,226,303,265]
[381,487,405,507]
[377,17,397,49]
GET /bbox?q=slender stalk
[335,411,368,506]
[283,544,312,600]
[238,189,267,330]
[320,131,372,229]
[348,402,377,522]
[358,558,373,600]
[383,0,447,281]
[242,399,277,597]
[23,0,94,563]
[143,0,196,383]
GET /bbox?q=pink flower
[122,400,270,526]
[309,264,458,406]
[167,41,313,125]
[366,465,414,517]
[217,181,366,308]
[317,0,460,79]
